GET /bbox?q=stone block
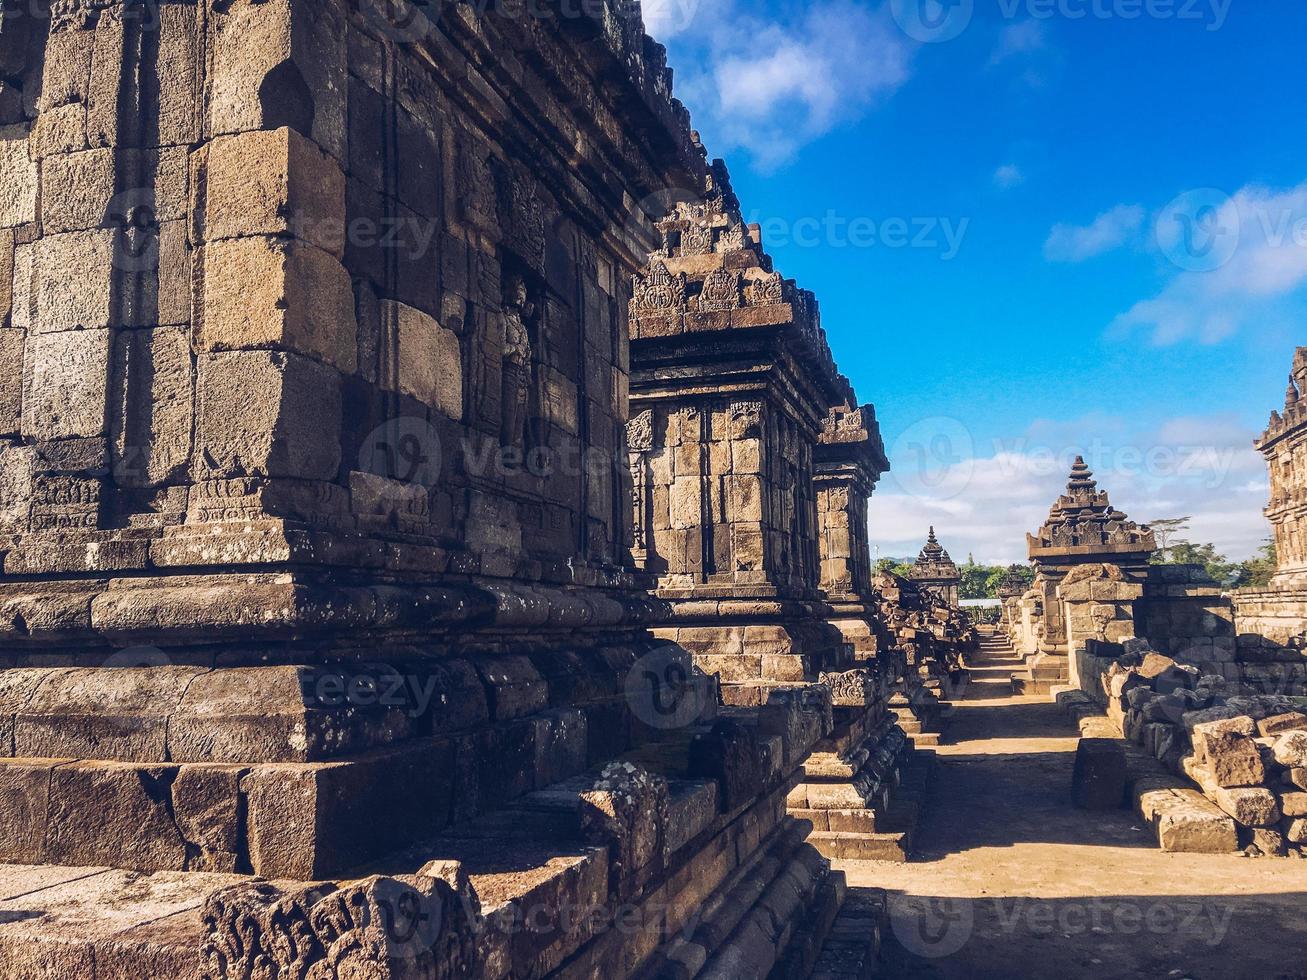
[1261,712,1307,736]
[689,719,765,812]
[153,4,202,145]
[243,739,455,879]
[1273,730,1307,768]
[169,666,414,764]
[15,666,206,763]
[475,655,549,721]
[1200,730,1265,788]
[39,147,115,233]
[32,229,115,332]
[172,765,245,873]
[110,325,194,487]
[0,124,36,228]
[0,329,21,435]
[45,761,188,872]
[1282,792,1307,818]
[1071,738,1126,809]
[21,328,111,440]
[0,759,54,863]
[201,236,358,373]
[386,300,463,419]
[208,0,347,160]
[204,127,346,256]
[10,242,30,332]
[194,350,342,481]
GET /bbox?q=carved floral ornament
[626,410,654,453]
[697,267,740,312]
[680,221,714,256]
[745,271,785,306]
[632,262,687,314]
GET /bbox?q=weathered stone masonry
[0,2,859,976]
[625,179,951,864]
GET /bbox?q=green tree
[874,557,915,579]
[1147,516,1192,562]
[1232,540,1277,589]
[985,563,1033,597]
[1164,540,1239,585]
[959,555,990,599]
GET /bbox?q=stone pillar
[815,401,891,665]
[1059,562,1144,690]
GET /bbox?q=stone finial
[1066,456,1097,493]
[1028,454,1156,560]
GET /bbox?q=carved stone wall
[0,4,853,976]
[627,169,855,688]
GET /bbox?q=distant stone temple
[996,564,1032,637]
[1014,458,1156,692]
[908,526,961,607]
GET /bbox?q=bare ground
[837,647,1307,979]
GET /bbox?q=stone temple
[0,0,1305,975]
[0,1,976,976]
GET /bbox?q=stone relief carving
[632,262,686,314]
[500,274,535,449]
[697,267,740,313]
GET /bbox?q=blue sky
[644,0,1306,563]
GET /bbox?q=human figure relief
[501,274,534,448]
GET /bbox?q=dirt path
[838,643,1307,979]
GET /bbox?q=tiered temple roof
[1027,457,1156,560]
[911,527,960,583]
[1258,346,1307,451]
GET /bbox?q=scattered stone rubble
[1064,638,1307,857]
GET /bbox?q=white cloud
[1044,204,1145,262]
[869,413,1270,565]
[640,0,702,39]
[990,20,1047,65]
[1112,181,1307,345]
[993,164,1025,189]
[658,1,912,170]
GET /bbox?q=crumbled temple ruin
[1000,375,1307,856]
[0,1,974,976]
[1,0,1304,973]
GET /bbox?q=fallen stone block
[1259,712,1307,737]
[1072,738,1127,810]
[1273,730,1307,768]
[1200,730,1266,788]
[1154,790,1239,853]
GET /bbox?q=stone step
[808,829,912,862]
[807,886,886,980]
